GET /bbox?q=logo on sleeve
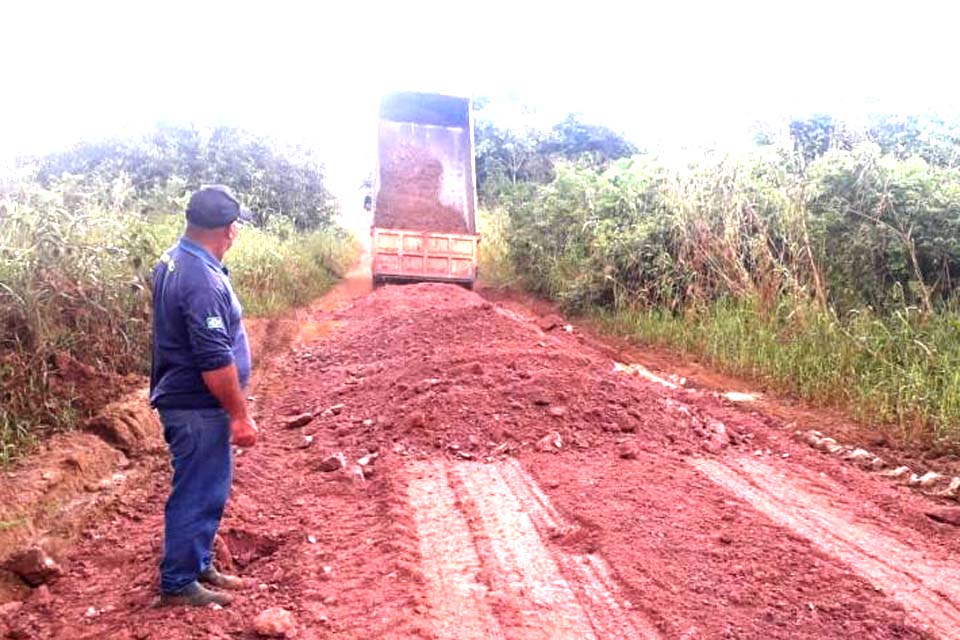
[206,316,225,331]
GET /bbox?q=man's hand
[230,415,258,448]
[201,364,257,448]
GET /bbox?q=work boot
[159,581,234,607]
[199,566,247,591]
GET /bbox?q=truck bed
[372,92,479,287]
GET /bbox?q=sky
[2,0,959,197]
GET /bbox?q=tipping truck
[370,92,479,289]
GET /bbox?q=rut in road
[695,456,960,640]
[407,458,659,640]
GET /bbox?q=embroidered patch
[206,316,225,330]
[160,252,176,272]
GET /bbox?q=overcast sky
[2,0,958,196]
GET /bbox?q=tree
[542,115,638,167]
[867,114,960,168]
[474,120,552,203]
[23,125,337,230]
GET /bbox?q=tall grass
[593,301,960,447]
[228,222,356,316]
[491,145,960,446]
[476,207,519,288]
[0,181,355,464]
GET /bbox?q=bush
[596,301,960,446]
[0,177,354,464]
[494,141,960,444]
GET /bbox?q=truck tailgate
[372,227,478,284]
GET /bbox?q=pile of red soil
[273,283,762,460]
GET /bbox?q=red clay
[5,281,960,639]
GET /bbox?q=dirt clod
[320,404,345,418]
[253,606,297,638]
[317,453,346,473]
[282,413,314,429]
[404,411,427,430]
[536,432,563,453]
[5,547,62,587]
[618,440,640,460]
[538,315,565,332]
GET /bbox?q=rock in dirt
[925,507,960,526]
[317,453,346,473]
[843,448,873,464]
[618,441,640,460]
[253,607,297,638]
[281,413,314,429]
[358,452,379,467]
[880,465,912,480]
[5,547,63,587]
[934,476,960,498]
[536,432,563,453]
[320,404,345,418]
[812,437,838,452]
[538,314,565,331]
[701,420,730,453]
[547,406,567,418]
[917,471,946,488]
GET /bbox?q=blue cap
[185,185,253,228]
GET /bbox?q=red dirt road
[5,274,960,639]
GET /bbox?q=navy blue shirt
[149,237,251,409]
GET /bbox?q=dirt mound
[272,283,757,460]
[83,389,162,457]
[47,352,141,418]
[8,277,956,639]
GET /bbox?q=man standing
[150,185,258,607]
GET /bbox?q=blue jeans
[158,408,233,594]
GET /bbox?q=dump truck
[370,92,479,289]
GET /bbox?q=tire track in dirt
[407,459,657,639]
[406,460,505,639]
[495,459,660,640]
[694,456,960,639]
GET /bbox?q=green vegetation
[0,126,354,464]
[593,304,960,444]
[476,108,960,447]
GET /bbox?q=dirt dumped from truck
[279,283,764,458]
[374,143,470,234]
[8,280,960,639]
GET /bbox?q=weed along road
[7,270,960,639]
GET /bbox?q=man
[150,185,259,607]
